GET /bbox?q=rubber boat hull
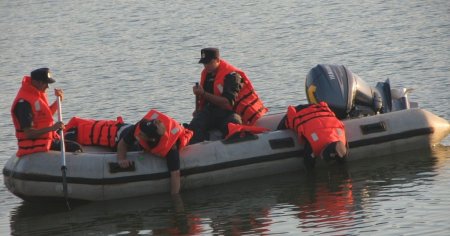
[3,108,449,201]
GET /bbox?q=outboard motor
[305,64,387,119]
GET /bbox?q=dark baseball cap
[31,68,55,84]
[198,48,220,64]
[139,119,165,139]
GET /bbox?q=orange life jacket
[11,76,58,157]
[134,110,193,157]
[225,123,269,140]
[64,116,124,148]
[286,102,347,157]
[199,59,268,125]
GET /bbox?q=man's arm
[222,72,243,107]
[203,91,232,110]
[116,138,130,167]
[192,72,242,110]
[116,126,136,168]
[193,84,232,110]
[23,124,62,139]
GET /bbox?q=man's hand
[54,88,64,101]
[52,121,65,131]
[24,121,65,139]
[118,159,133,168]
[193,84,204,96]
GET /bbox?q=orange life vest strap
[225,123,269,140]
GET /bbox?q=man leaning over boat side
[116,109,193,195]
[278,101,348,169]
[11,68,81,157]
[188,48,268,144]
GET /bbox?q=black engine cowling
[305,64,385,119]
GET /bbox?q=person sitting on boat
[11,68,81,157]
[188,48,268,144]
[279,101,348,169]
[116,109,193,194]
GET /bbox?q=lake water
[1,0,449,235]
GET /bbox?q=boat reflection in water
[9,147,447,235]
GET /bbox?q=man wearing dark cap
[11,68,80,157]
[189,48,268,144]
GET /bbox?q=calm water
[1,0,449,235]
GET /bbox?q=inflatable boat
[3,64,450,202]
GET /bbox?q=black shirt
[119,124,160,150]
[13,100,33,130]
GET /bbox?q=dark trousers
[50,139,83,152]
[189,107,242,144]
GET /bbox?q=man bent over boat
[116,109,193,194]
[280,102,348,169]
[11,68,81,157]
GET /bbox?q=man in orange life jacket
[188,48,268,144]
[11,68,81,157]
[279,102,348,169]
[116,109,193,194]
